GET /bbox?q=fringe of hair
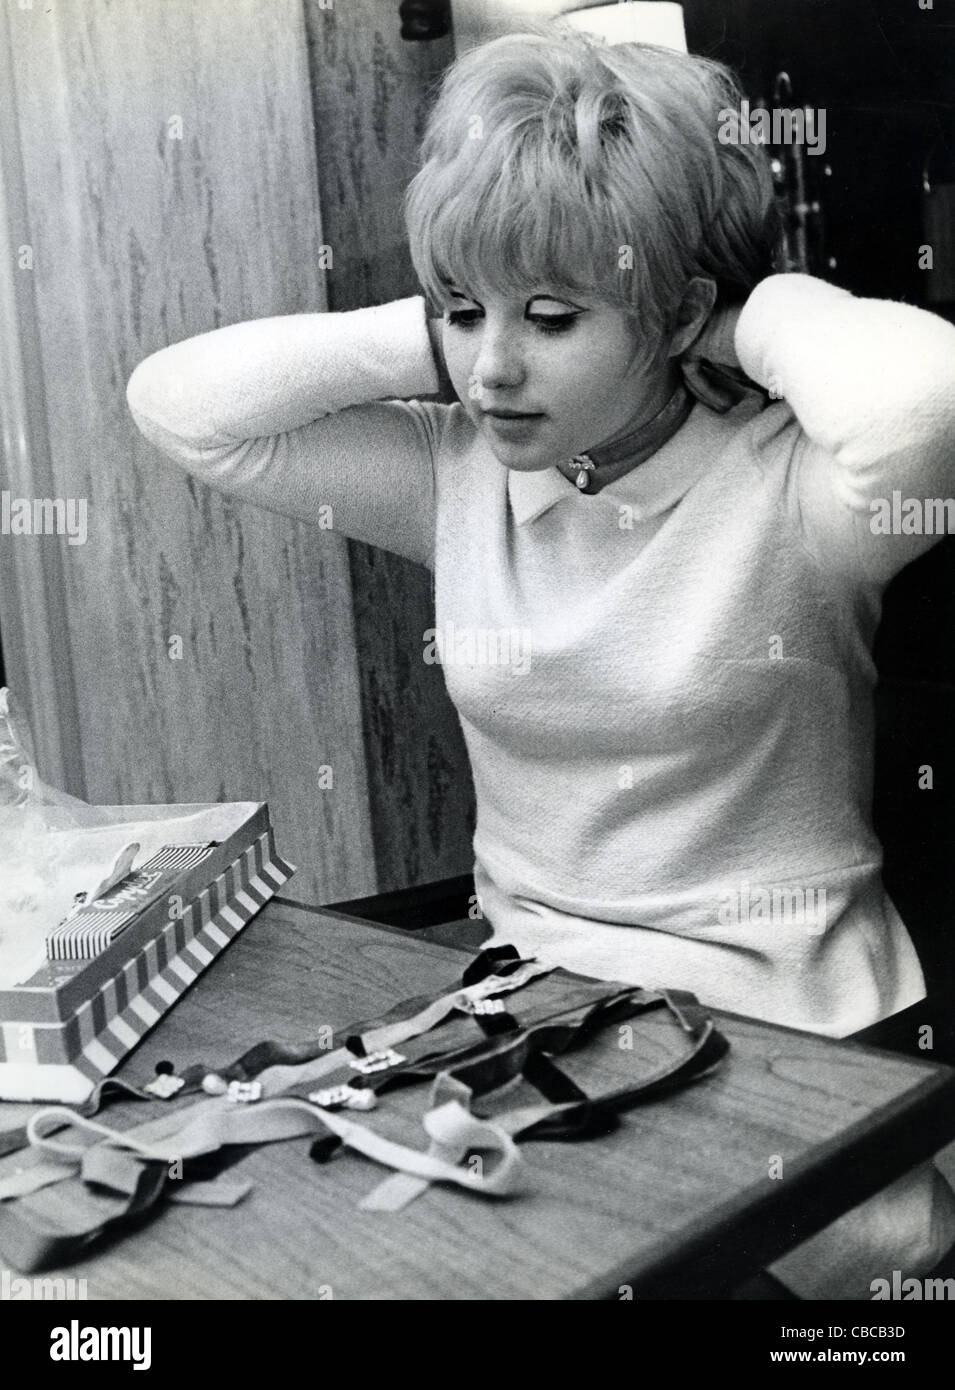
[405,29,777,357]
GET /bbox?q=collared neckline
[508,399,734,526]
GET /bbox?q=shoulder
[693,390,804,492]
[403,398,474,447]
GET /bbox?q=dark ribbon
[560,356,763,491]
[0,947,729,1270]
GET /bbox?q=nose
[471,318,526,395]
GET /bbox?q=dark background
[680,0,955,987]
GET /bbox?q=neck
[556,366,689,495]
[601,362,682,450]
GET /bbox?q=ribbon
[360,987,729,1211]
[0,949,728,1267]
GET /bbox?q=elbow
[125,352,201,470]
[126,343,190,425]
[126,353,167,439]
[125,348,215,459]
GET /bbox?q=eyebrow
[446,288,586,312]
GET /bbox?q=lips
[481,410,547,444]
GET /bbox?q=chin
[494,453,555,472]
[480,433,555,472]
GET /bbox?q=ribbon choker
[567,383,695,492]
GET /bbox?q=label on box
[45,844,216,961]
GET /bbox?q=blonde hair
[405,29,776,355]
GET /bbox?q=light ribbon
[27,1095,521,1199]
[0,960,552,1213]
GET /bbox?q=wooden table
[1,898,954,1300]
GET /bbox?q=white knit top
[126,274,955,1035]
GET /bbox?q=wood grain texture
[1,903,952,1300]
[0,2,86,798]
[303,0,477,893]
[8,0,375,902]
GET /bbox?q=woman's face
[440,283,675,471]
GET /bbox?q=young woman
[127,30,955,1297]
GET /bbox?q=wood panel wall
[0,25,82,796]
[3,0,375,903]
[303,0,476,893]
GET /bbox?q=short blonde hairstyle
[405,29,776,355]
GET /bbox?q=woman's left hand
[680,303,749,411]
[683,303,743,372]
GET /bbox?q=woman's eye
[528,314,578,335]
[446,308,482,329]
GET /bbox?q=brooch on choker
[566,385,694,493]
[571,455,596,491]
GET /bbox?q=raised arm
[125,296,445,568]
[733,273,955,583]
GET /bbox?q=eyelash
[445,310,578,336]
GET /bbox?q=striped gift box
[0,808,294,1103]
[46,844,218,961]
